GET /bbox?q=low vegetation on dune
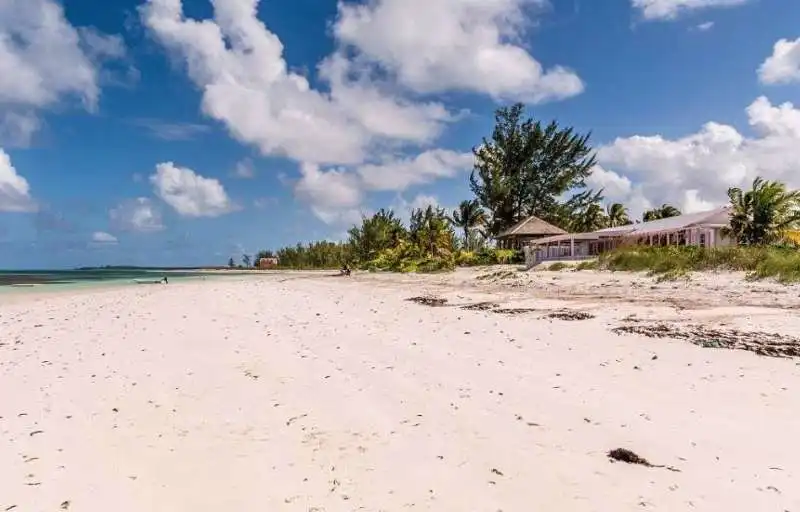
[249,205,523,272]
[599,245,800,283]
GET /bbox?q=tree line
[241,104,799,270]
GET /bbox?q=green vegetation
[250,207,524,272]
[469,103,600,236]
[450,199,487,251]
[642,204,682,222]
[599,245,800,283]
[726,177,800,245]
[575,260,599,271]
[245,103,800,275]
[606,203,632,228]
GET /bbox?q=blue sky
[1,0,799,269]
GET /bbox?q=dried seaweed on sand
[607,448,681,472]
[547,311,595,321]
[406,296,448,307]
[460,302,500,311]
[612,323,800,358]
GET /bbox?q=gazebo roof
[497,216,567,238]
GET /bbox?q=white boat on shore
[133,279,164,285]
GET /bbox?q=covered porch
[524,233,604,267]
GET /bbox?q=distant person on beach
[162,276,169,284]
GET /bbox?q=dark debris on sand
[612,323,800,358]
[547,311,595,321]
[406,296,448,307]
[460,302,500,311]
[608,448,681,472]
[492,308,540,316]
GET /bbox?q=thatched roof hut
[496,216,567,249]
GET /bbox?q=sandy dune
[2,269,799,511]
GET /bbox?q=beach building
[496,215,567,249]
[524,206,734,267]
[257,257,279,269]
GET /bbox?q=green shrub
[599,245,800,283]
[475,247,500,265]
[546,262,569,271]
[463,248,523,266]
[455,250,479,266]
[575,260,599,271]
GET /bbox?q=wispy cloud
[132,118,211,141]
[232,158,256,179]
[695,21,715,31]
[90,231,118,246]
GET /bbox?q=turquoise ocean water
[0,269,210,293]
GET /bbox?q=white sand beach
[2,268,800,511]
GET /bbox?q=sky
[1,0,799,269]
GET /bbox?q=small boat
[11,283,37,287]
[133,279,164,285]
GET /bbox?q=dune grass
[599,245,800,283]
[575,260,599,271]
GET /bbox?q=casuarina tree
[470,103,599,236]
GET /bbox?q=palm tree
[643,204,682,222]
[450,199,487,250]
[726,177,800,245]
[606,203,632,227]
[571,202,608,232]
[411,205,456,256]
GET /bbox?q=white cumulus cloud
[109,197,165,233]
[759,37,800,85]
[0,0,125,144]
[631,0,750,20]
[294,149,472,225]
[391,193,447,226]
[140,0,583,223]
[0,148,36,212]
[333,0,583,103]
[594,96,800,219]
[140,0,453,166]
[357,150,473,192]
[294,163,364,226]
[150,162,235,218]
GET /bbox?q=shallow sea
[0,269,209,294]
